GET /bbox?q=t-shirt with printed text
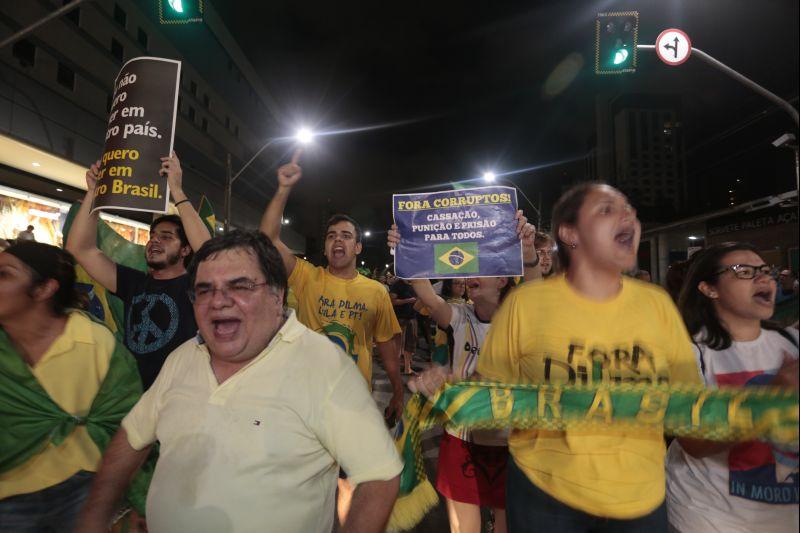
[477,275,702,519]
[666,328,799,533]
[288,259,401,385]
[112,264,197,389]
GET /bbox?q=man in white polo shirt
[77,230,403,533]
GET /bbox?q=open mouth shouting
[331,245,346,260]
[614,226,636,251]
[752,288,775,307]
[210,316,242,341]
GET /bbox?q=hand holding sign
[159,151,184,200]
[387,223,401,250]
[515,210,537,263]
[86,160,101,192]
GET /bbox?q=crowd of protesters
[0,150,797,533]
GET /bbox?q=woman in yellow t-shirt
[467,183,698,532]
[478,183,700,533]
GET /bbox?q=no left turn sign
[656,28,692,66]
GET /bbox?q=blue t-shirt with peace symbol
[113,264,197,389]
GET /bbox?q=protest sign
[393,186,522,279]
[92,57,180,214]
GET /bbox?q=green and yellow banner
[388,381,799,531]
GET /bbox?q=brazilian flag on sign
[434,242,479,275]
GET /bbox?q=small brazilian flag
[434,242,479,275]
[198,195,216,237]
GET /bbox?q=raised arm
[75,428,152,533]
[259,149,302,276]
[411,279,453,329]
[387,224,453,328]
[516,210,541,283]
[65,162,118,293]
[161,152,211,252]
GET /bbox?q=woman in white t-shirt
[666,242,799,533]
[387,215,538,533]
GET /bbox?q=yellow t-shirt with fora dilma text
[289,259,401,385]
[477,275,702,519]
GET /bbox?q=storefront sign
[707,206,798,237]
[92,57,181,214]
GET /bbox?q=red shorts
[435,432,508,509]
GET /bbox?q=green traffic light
[613,48,629,65]
[159,0,202,24]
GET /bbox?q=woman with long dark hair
[666,242,798,533]
[471,182,700,532]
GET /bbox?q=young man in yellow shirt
[259,151,404,525]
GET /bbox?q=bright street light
[482,171,496,183]
[364,230,372,237]
[360,260,365,266]
[282,218,290,225]
[688,236,699,241]
[295,128,314,145]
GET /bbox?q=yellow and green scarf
[388,381,799,531]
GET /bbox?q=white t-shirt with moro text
[666,328,799,533]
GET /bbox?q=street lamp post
[224,138,280,231]
[224,129,314,231]
[0,0,89,50]
[483,173,543,229]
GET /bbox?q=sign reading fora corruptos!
[393,186,522,279]
[92,57,181,214]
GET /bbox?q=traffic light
[595,11,639,75]
[158,0,204,25]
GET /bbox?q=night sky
[215,0,798,265]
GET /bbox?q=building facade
[590,93,688,222]
[0,0,303,251]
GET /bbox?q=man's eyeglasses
[149,231,176,243]
[715,264,773,280]
[189,279,269,304]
